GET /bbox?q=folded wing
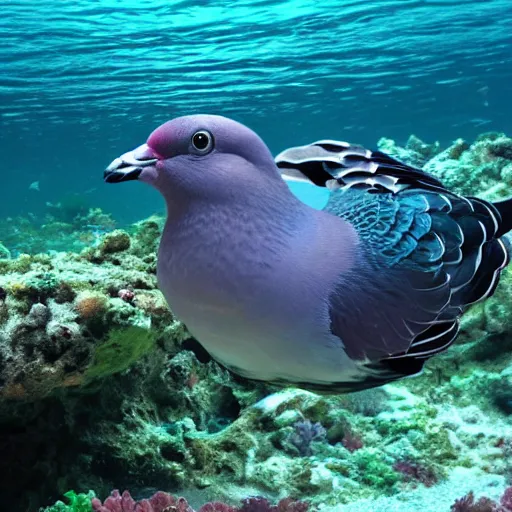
[276,140,509,391]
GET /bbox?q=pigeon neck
[157,183,311,317]
[160,181,309,265]
[162,176,305,225]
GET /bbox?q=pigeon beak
[104,144,159,183]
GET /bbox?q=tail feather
[493,197,512,237]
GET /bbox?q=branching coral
[286,419,326,457]
[88,491,309,512]
[451,486,512,512]
[91,490,192,512]
[236,497,309,512]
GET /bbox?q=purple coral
[91,490,193,512]
[238,497,309,512]
[393,460,437,487]
[287,419,326,456]
[501,487,512,511]
[198,503,237,512]
[450,491,496,512]
[92,490,309,512]
[449,486,512,512]
[341,428,363,453]
[118,289,135,303]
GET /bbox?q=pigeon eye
[191,130,213,153]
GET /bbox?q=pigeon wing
[276,141,509,391]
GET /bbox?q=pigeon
[104,115,512,392]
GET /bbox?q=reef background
[1,133,512,511]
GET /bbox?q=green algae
[351,449,399,491]
[85,326,158,380]
[42,491,94,512]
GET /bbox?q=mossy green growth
[0,253,33,273]
[352,449,400,491]
[85,326,157,380]
[412,423,458,463]
[27,272,60,298]
[41,490,94,512]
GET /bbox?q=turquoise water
[1,0,511,221]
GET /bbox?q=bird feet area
[0,133,512,511]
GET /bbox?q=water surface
[1,0,511,220]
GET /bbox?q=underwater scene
[2,0,512,511]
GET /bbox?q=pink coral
[450,486,512,512]
[198,503,237,512]
[238,497,309,512]
[393,460,437,487]
[118,289,135,303]
[341,428,363,453]
[501,487,512,511]
[450,491,495,512]
[91,490,193,512]
[91,490,309,512]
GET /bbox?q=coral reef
[450,485,512,511]
[377,134,442,168]
[2,131,512,512]
[0,219,176,401]
[91,490,193,512]
[42,490,310,512]
[0,203,118,256]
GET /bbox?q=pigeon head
[105,114,287,204]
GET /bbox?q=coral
[351,448,400,490]
[451,485,512,512]
[135,291,171,318]
[237,497,309,512]
[339,388,390,417]
[0,205,117,256]
[501,487,512,510]
[81,208,117,232]
[490,376,512,415]
[423,133,512,201]
[198,503,237,512]
[392,460,437,487]
[450,491,496,512]
[74,291,109,320]
[0,222,182,410]
[118,289,135,303]
[130,217,163,258]
[3,129,512,512]
[55,282,78,303]
[27,302,51,327]
[377,135,441,167]
[91,490,192,512]
[287,419,327,456]
[88,491,309,512]
[341,427,364,453]
[98,230,131,255]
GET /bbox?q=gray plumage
[104,115,512,393]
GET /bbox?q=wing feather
[275,140,511,391]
